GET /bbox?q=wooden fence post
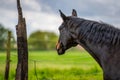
[15,0,28,80]
[4,31,11,80]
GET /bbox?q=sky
[0,0,120,36]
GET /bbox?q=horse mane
[69,17,120,46]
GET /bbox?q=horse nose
[56,41,65,55]
[56,41,61,50]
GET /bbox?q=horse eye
[58,27,61,30]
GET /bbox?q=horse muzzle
[56,42,65,55]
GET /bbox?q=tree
[0,24,10,50]
[28,31,58,50]
[0,24,15,50]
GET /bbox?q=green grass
[0,49,103,80]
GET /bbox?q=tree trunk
[15,0,28,80]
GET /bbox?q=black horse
[56,9,120,80]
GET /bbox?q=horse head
[56,9,78,55]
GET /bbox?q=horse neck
[76,37,103,67]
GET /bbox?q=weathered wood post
[15,0,28,80]
[4,31,11,80]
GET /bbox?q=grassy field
[0,49,103,80]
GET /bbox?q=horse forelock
[67,17,120,46]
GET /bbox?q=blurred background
[1,0,120,50]
[0,0,120,80]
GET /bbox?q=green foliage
[28,31,58,50]
[0,24,15,50]
[0,24,7,49]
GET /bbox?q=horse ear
[59,10,67,21]
[72,9,77,17]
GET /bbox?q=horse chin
[57,48,65,55]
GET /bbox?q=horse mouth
[56,42,65,55]
[57,48,65,55]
